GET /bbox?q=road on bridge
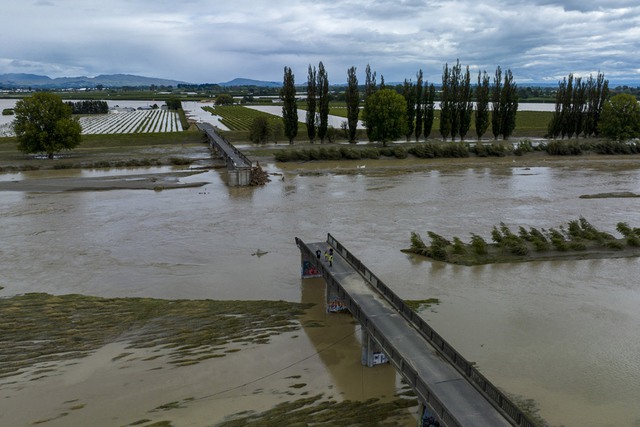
[306,241,512,427]
[197,122,251,169]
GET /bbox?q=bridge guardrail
[295,237,462,427]
[325,233,538,427]
[198,123,252,169]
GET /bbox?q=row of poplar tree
[399,61,518,142]
[547,72,609,139]
[281,61,520,144]
[65,100,109,115]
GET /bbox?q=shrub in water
[470,234,488,255]
[362,148,381,159]
[380,147,396,157]
[519,226,532,241]
[411,232,426,249]
[427,231,450,261]
[606,240,624,250]
[452,237,467,255]
[491,226,503,244]
[326,147,342,160]
[274,150,292,162]
[531,237,549,252]
[340,147,361,160]
[394,146,408,159]
[569,241,587,251]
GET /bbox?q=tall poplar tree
[449,60,462,141]
[548,78,565,139]
[458,64,473,140]
[423,83,435,139]
[402,78,416,141]
[491,66,503,139]
[306,65,317,143]
[571,77,586,138]
[585,72,609,137]
[317,62,330,143]
[439,63,452,140]
[499,69,518,140]
[475,71,490,140]
[414,69,424,141]
[280,66,298,144]
[345,66,360,143]
[561,74,574,138]
[365,64,377,100]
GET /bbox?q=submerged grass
[404,298,440,311]
[216,394,416,427]
[0,293,312,379]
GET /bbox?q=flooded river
[1,155,640,426]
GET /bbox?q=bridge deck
[305,240,512,427]
[197,122,251,169]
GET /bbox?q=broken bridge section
[296,234,537,427]
[197,122,252,186]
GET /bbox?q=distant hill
[218,78,281,88]
[0,73,188,89]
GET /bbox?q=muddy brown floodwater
[1,153,640,426]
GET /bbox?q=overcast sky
[1,0,639,85]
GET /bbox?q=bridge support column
[300,251,321,278]
[418,403,439,427]
[326,283,348,313]
[361,329,389,367]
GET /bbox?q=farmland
[79,109,183,134]
[201,105,283,131]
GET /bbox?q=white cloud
[0,0,638,84]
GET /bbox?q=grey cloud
[0,0,638,84]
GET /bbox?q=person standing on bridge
[324,250,328,262]
[316,249,321,260]
[328,253,333,267]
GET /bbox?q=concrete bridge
[197,122,252,186]
[296,234,538,427]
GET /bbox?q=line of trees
[280,66,298,144]
[303,62,331,143]
[280,61,520,145]
[65,100,109,115]
[392,61,518,142]
[547,72,609,139]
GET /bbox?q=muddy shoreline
[0,171,209,192]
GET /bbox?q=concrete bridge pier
[300,251,322,279]
[326,282,348,313]
[361,328,389,367]
[228,167,252,186]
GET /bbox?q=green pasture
[202,105,285,131]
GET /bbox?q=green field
[202,105,283,131]
[206,104,552,140]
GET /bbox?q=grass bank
[0,130,209,172]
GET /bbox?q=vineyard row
[79,110,183,134]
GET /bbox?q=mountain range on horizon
[2,72,635,90]
[0,73,282,89]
